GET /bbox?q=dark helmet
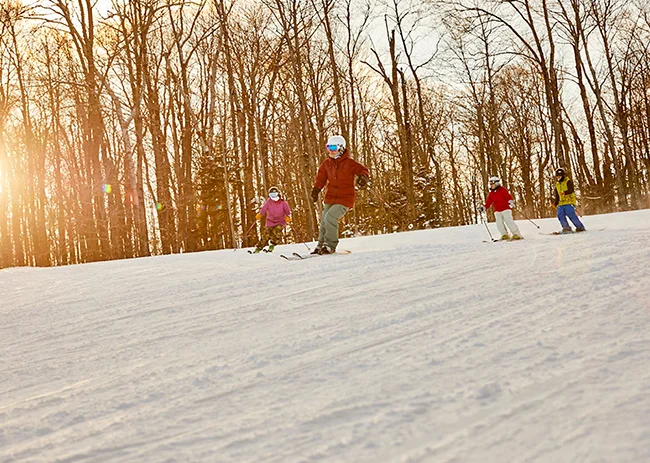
[555,168,565,177]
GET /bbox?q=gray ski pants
[318,204,349,250]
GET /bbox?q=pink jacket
[259,198,291,228]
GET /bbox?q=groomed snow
[2,210,650,462]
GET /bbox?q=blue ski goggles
[269,192,279,198]
[326,144,340,151]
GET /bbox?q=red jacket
[314,151,369,208]
[485,186,513,212]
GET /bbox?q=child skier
[311,135,369,254]
[479,176,523,240]
[552,168,586,233]
[253,186,291,253]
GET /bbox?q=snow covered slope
[2,210,650,463]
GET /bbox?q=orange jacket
[314,151,369,208]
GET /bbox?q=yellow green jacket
[554,177,577,206]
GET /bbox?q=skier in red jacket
[311,135,369,254]
[479,176,523,240]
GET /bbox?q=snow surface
[2,210,650,463]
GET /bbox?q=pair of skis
[540,227,605,236]
[280,250,351,261]
[482,238,523,243]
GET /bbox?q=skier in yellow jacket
[552,168,586,234]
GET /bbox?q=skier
[479,176,523,241]
[552,168,586,233]
[253,186,291,253]
[311,135,369,254]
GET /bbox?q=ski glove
[508,200,514,208]
[256,213,262,220]
[311,187,321,203]
[285,216,291,223]
[356,175,369,189]
[478,205,486,213]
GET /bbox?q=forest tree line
[1,0,649,268]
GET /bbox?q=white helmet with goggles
[488,176,501,186]
[326,135,346,158]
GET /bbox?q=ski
[280,252,317,261]
[482,238,524,242]
[482,240,523,243]
[280,250,351,261]
[546,231,575,236]
[247,248,274,254]
[540,227,605,236]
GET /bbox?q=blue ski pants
[557,204,585,230]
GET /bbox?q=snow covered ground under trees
[2,209,650,462]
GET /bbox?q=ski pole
[234,221,257,251]
[514,207,540,229]
[291,226,312,251]
[481,213,497,242]
[368,186,393,209]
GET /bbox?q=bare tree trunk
[318,0,347,139]
[0,127,12,268]
[145,73,177,254]
[365,26,416,226]
[558,0,601,185]
[10,16,50,266]
[593,0,638,207]
[578,7,628,207]
[272,0,320,237]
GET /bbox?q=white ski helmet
[326,135,346,152]
[488,176,501,186]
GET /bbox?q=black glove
[311,187,321,203]
[356,175,369,189]
[478,205,486,213]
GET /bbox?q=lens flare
[102,184,112,194]
[156,202,163,211]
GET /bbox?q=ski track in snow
[1,210,650,462]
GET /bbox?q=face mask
[269,192,279,201]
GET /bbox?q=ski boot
[511,235,523,240]
[267,244,275,252]
[253,247,263,254]
[319,246,334,255]
[501,234,510,241]
[575,227,586,233]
